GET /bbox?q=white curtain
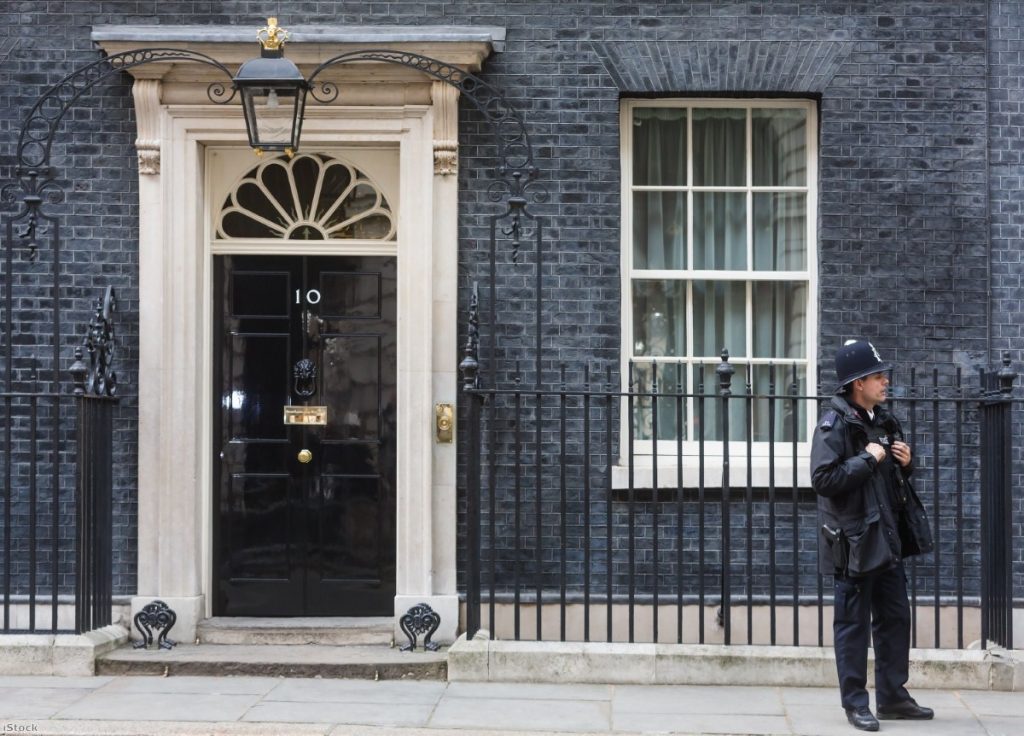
[749,108,809,442]
[753,108,807,187]
[632,108,685,269]
[692,109,747,369]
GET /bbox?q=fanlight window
[216,154,396,240]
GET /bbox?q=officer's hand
[891,441,912,467]
[865,443,886,463]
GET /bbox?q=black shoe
[877,699,934,720]
[845,706,880,732]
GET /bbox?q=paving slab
[777,686,842,706]
[242,700,435,727]
[428,696,610,732]
[785,704,875,736]
[0,687,95,719]
[4,724,651,736]
[331,728,642,736]
[976,715,1024,736]
[0,676,113,689]
[613,684,785,715]
[95,674,281,695]
[612,711,790,734]
[52,691,263,722]
[786,702,986,736]
[445,682,612,701]
[869,714,988,736]
[2,721,334,735]
[265,678,447,704]
[778,686,965,713]
[958,689,1024,716]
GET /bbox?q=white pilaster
[395,110,436,604]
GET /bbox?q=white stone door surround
[92,25,506,643]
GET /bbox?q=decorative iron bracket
[132,599,178,650]
[307,51,539,191]
[70,287,118,397]
[399,602,442,652]
[459,283,481,391]
[15,49,234,174]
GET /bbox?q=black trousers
[833,563,911,710]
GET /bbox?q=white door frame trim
[130,102,460,643]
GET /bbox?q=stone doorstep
[197,616,395,646]
[96,642,448,680]
[0,625,129,676]
[447,633,1024,691]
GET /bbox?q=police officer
[811,340,934,732]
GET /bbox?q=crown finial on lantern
[257,18,289,51]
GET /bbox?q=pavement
[0,676,1022,736]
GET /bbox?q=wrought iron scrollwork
[399,602,442,652]
[307,51,543,226]
[15,49,234,172]
[133,599,178,650]
[489,171,549,264]
[3,49,235,263]
[0,170,62,262]
[70,286,117,398]
[308,51,532,167]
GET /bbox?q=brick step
[97,642,447,680]
[196,616,394,646]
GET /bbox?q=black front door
[213,255,397,616]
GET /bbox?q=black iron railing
[0,391,75,633]
[0,289,118,634]
[979,359,1018,649]
[462,352,1021,650]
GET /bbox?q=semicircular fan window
[217,154,396,241]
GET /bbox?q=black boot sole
[877,712,934,720]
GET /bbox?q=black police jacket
[811,395,933,577]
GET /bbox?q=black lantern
[233,18,308,155]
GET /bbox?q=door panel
[227,473,293,579]
[214,254,396,616]
[228,334,290,440]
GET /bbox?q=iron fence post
[460,284,483,640]
[979,353,1017,649]
[70,291,117,635]
[716,351,734,644]
[464,390,484,640]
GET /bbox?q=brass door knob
[297,449,313,464]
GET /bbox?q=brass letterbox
[283,406,328,426]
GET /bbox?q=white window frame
[619,98,819,472]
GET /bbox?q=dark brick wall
[0,2,1017,603]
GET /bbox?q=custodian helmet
[834,339,892,392]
